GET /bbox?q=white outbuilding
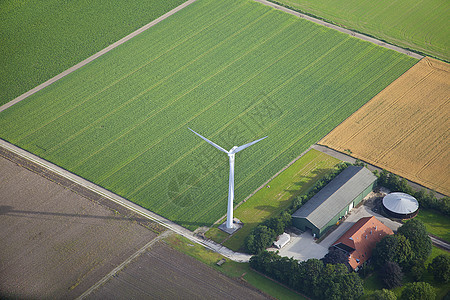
[274,232,290,249]
[382,192,419,219]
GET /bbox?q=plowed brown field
[319,57,449,196]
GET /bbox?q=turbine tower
[189,128,267,230]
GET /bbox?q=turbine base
[218,218,243,235]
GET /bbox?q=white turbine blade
[232,136,267,154]
[188,128,228,153]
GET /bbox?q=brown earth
[0,156,158,299]
[87,240,270,300]
[319,57,449,196]
[0,151,272,299]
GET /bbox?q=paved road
[312,145,446,199]
[430,236,450,252]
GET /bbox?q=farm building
[273,233,290,249]
[292,166,377,238]
[332,216,394,270]
[382,192,419,219]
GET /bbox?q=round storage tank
[382,192,419,219]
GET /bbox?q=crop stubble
[319,57,449,196]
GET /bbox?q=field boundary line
[76,230,173,300]
[23,0,247,150]
[0,0,198,114]
[252,0,423,60]
[311,144,447,199]
[0,139,252,263]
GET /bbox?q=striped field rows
[0,0,417,229]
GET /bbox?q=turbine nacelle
[188,127,267,230]
[229,146,238,154]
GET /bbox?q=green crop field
[0,0,417,230]
[0,0,186,105]
[270,0,450,62]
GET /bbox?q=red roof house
[332,216,394,270]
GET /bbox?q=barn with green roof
[292,166,377,238]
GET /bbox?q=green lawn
[270,0,450,61]
[0,0,417,230]
[206,149,340,251]
[164,234,306,300]
[415,209,450,242]
[0,0,186,105]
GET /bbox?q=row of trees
[250,251,363,300]
[289,161,352,214]
[244,162,353,254]
[376,169,450,216]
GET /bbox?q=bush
[262,211,291,236]
[400,282,436,300]
[244,225,276,254]
[428,254,450,283]
[372,289,397,300]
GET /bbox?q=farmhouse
[292,166,377,238]
[382,192,419,219]
[332,216,394,270]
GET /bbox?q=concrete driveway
[278,201,402,261]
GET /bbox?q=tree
[372,289,397,300]
[397,219,432,263]
[381,261,403,289]
[322,248,351,270]
[299,258,324,296]
[387,173,400,190]
[249,250,275,273]
[428,254,450,283]
[372,234,413,268]
[378,169,389,187]
[244,225,276,254]
[311,263,363,300]
[263,217,285,236]
[410,261,425,282]
[400,282,436,300]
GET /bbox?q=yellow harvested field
[319,58,450,196]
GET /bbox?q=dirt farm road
[0,148,269,299]
[0,0,198,114]
[0,139,251,263]
[0,0,423,115]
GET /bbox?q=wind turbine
[189,127,267,230]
